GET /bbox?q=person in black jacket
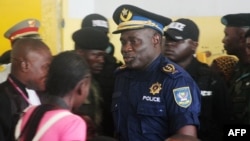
[163,18,230,141]
[220,13,250,125]
[0,38,52,141]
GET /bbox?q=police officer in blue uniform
[221,13,250,124]
[111,4,201,141]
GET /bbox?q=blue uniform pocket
[137,101,166,116]
[137,102,167,134]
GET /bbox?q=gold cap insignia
[149,82,162,95]
[162,64,175,73]
[28,20,36,27]
[120,8,133,22]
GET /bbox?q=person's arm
[165,132,200,141]
[176,125,197,137]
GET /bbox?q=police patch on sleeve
[173,87,192,108]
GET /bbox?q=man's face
[222,27,243,55]
[79,49,106,74]
[163,37,194,63]
[26,48,52,91]
[120,28,160,70]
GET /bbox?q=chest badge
[149,82,162,95]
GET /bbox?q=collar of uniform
[9,74,28,97]
[146,54,163,71]
[125,55,162,80]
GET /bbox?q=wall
[41,0,63,55]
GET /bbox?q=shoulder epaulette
[162,64,177,74]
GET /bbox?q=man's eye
[131,39,140,45]
[121,41,126,46]
[131,40,136,44]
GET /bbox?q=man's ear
[152,33,161,45]
[74,80,84,96]
[191,40,199,52]
[75,78,90,96]
[21,61,29,72]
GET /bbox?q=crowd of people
[0,3,250,141]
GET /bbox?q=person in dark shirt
[81,13,123,137]
[163,18,230,141]
[0,38,52,141]
[221,13,250,124]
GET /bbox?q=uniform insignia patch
[149,82,162,95]
[120,8,133,22]
[173,87,192,108]
[162,64,176,73]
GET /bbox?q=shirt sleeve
[164,76,201,134]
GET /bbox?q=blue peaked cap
[112,4,172,34]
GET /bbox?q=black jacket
[0,75,30,141]
[186,58,230,141]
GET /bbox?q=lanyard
[8,76,31,105]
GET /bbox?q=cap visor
[165,29,183,41]
[112,25,145,34]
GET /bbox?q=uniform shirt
[186,58,230,141]
[112,55,201,141]
[229,62,250,124]
[16,106,87,141]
